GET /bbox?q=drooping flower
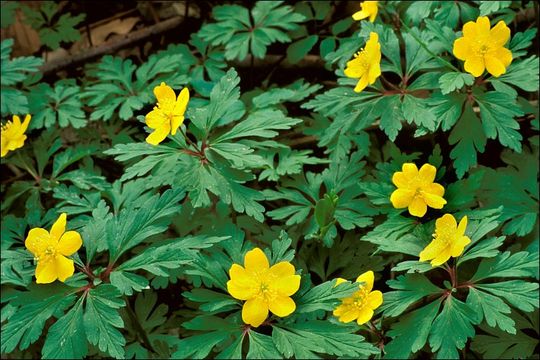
[1,114,31,157]
[333,270,383,325]
[145,82,190,146]
[227,248,301,327]
[25,213,83,284]
[453,16,512,77]
[390,163,446,217]
[344,32,381,93]
[352,1,378,22]
[419,214,471,266]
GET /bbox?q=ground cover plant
[1,1,539,359]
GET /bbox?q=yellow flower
[24,213,83,284]
[352,1,378,22]
[344,32,381,93]
[226,248,301,327]
[453,16,512,77]
[145,82,190,146]
[333,271,383,325]
[390,163,447,217]
[1,114,31,157]
[419,214,471,266]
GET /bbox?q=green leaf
[0,39,43,86]
[476,281,539,313]
[467,287,515,334]
[28,83,86,129]
[384,299,442,359]
[1,2,18,28]
[449,103,487,178]
[42,296,87,359]
[438,72,474,94]
[475,91,523,152]
[1,284,76,353]
[273,321,379,358]
[84,285,126,359]
[494,56,539,92]
[248,331,281,359]
[509,28,537,57]
[295,279,358,314]
[382,274,442,317]
[287,35,318,64]
[471,251,539,282]
[429,296,480,359]
[109,271,149,296]
[361,215,419,255]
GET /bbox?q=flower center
[37,245,57,263]
[479,44,489,55]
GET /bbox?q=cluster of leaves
[1,1,539,359]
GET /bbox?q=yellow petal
[369,9,378,23]
[451,236,471,257]
[367,62,381,84]
[488,47,512,67]
[390,189,414,209]
[366,32,379,51]
[476,16,491,34]
[269,295,296,317]
[12,115,21,126]
[436,214,457,232]
[430,246,452,266]
[462,20,478,38]
[356,270,374,292]
[21,115,31,133]
[354,74,369,93]
[423,183,445,197]
[392,171,410,188]
[423,193,447,209]
[352,10,369,21]
[457,216,468,237]
[174,87,190,115]
[56,255,75,282]
[419,239,445,262]
[269,262,295,277]
[35,261,57,284]
[464,56,485,77]
[418,164,437,184]
[273,274,301,297]
[170,116,184,136]
[50,213,66,241]
[25,228,50,255]
[145,109,166,129]
[337,308,360,323]
[356,307,374,325]
[154,82,176,104]
[453,37,471,60]
[408,196,427,217]
[227,279,256,300]
[489,20,510,47]
[485,56,506,77]
[344,59,366,79]
[146,127,170,146]
[402,163,419,177]
[57,231,82,256]
[334,278,347,287]
[366,290,383,309]
[244,248,269,272]
[333,303,347,316]
[242,297,268,327]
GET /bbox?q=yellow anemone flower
[453,16,512,77]
[226,248,301,327]
[390,163,447,217]
[344,32,381,93]
[1,114,31,157]
[419,214,471,266]
[352,1,378,22]
[145,82,190,146]
[333,271,383,325]
[24,213,83,284]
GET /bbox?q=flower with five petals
[145,82,190,146]
[419,214,471,266]
[390,163,446,217]
[227,248,301,327]
[352,1,378,22]
[25,213,83,284]
[1,114,31,157]
[344,32,381,93]
[453,16,512,77]
[333,271,383,325]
